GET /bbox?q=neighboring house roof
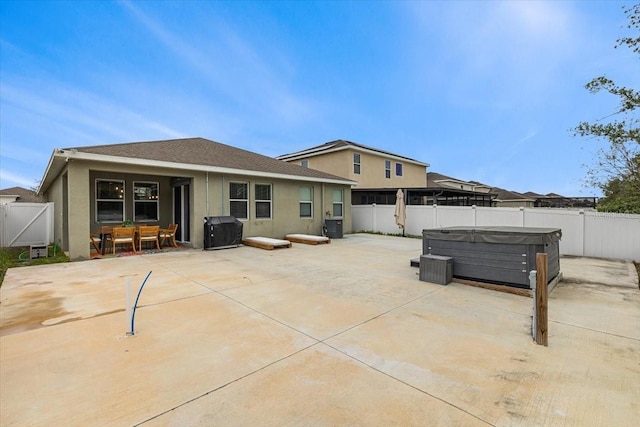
[491,187,535,202]
[523,191,544,198]
[427,172,492,193]
[39,137,356,194]
[276,139,430,167]
[0,186,44,203]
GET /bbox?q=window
[396,162,403,176]
[300,160,309,168]
[332,189,343,217]
[229,182,248,219]
[96,180,124,223]
[385,160,391,179]
[300,186,313,218]
[353,153,361,174]
[255,183,272,219]
[134,181,159,222]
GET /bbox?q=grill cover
[204,216,243,249]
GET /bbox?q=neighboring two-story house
[276,140,429,205]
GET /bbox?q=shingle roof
[0,186,44,202]
[426,172,462,187]
[490,187,534,201]
[523,191,544,198]
[67,137,352,182]
[277,139,428,166]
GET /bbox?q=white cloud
[119,0,317,125]
[0,81,185,144]
[0,169,38,188]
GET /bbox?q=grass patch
[0,245,69,287]
[354,230,421,239]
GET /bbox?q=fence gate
[0,203,54,247]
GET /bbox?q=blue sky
[1,1,637,196]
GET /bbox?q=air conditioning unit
[30,244,48,260]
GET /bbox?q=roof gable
[277,139,429,167]
[40,138,356,194]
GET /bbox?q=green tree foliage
[574,4,640,213]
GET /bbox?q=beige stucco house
[276,140,429,190]
[38,137,355,260]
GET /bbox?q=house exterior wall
[193,173,351,245]
[46,169,66,250]
[45,159,352,260]
[288,149,426,189]
[296,150,350,180]
[66,162,91,260]
[351,150,426,189]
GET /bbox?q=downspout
[321,182,325,222]
[206,172,210,216]
[221,175,225,215]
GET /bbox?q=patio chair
[138,225,160,251]
[159,223,179,248]
[90,225,114,253]
[111,226,136,254]
[90,232,101,252]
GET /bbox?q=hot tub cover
[422,226,562,245]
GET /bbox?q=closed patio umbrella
[394,189,406,235]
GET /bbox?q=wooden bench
[242,237,292,250]
[285,234,331,245]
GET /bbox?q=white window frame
[385,160,391,179]
[332,189,343,218]
[95,179,125,223]
[300,186,313,218]
[255,183,272,220]
[229,181,249,220]
[133,181,159,222]
[353,153,361,175]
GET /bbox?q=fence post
[535,253,548,346]
[433,205,438,228]
[371,203,377,232]
[578,210,585,256]
[529,269,537,340]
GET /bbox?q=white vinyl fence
[0,202,54,247]
[352,205,640,261]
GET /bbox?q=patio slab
[1,234,638,426]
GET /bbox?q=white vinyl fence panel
[0,202,54,247]
[583,212,640,260]
[352,205,640,261]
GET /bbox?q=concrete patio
[1,233,638,426]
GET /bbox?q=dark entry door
[173,184,190,243]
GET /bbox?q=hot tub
[422,226,561,289]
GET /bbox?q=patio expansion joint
[319,339,495,426]
[549,319,640,342]
[134,341,322,426]
[308,286,495,426]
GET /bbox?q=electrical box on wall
[30,244,48,259]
